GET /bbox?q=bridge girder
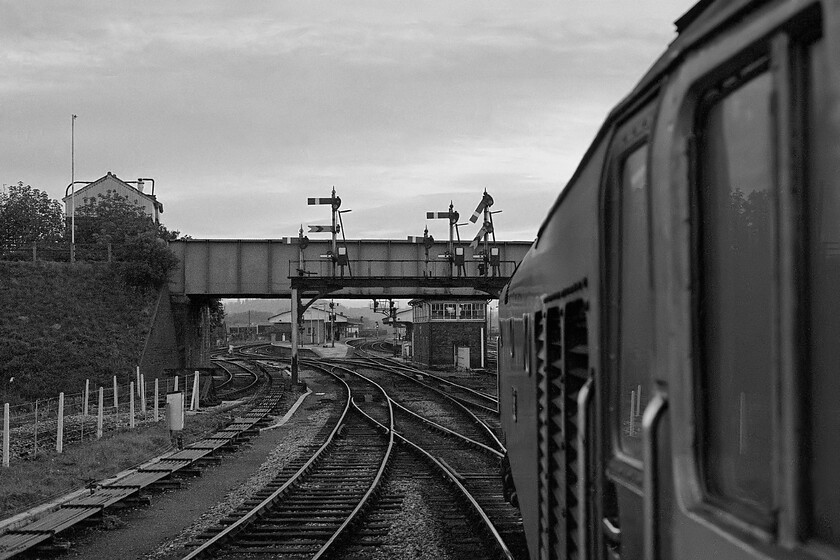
[168,238,532,299]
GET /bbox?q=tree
[74,192,182,288]
[114,231,180,289]
[74,191,158,245]
[0,182,64,245]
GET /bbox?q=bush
[113,233,179,289]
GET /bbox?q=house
[63,172,163,223]
[268,307,359,345]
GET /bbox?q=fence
[0,241,130,263]
[2,370,204,467]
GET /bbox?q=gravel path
[62,372,335,560]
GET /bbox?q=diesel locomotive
[497,1,840,559]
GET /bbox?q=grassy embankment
[0,261,156,404]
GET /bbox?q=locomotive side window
[616,144,653,459]
[805,35,840,548]
[697,68,775,520]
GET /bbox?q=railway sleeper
[33,538,72,554]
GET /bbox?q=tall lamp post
[70,114,77,263]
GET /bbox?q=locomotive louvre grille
[535,309,551,559]
[537,300,589,560]
[564,301,589,559]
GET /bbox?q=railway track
[309,359,527,560]
[182,367,395,559]
[193,347,527,559]
[211,358,263,400]
[334,351,505,445]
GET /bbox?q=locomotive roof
[537,0,769,241]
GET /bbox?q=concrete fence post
[113,376,118,409]
[97,387,104,439]
[141,374,147,415]
[190,371,200,411]
[33,399,38,458]
[84,379,90,416]
[174,375,179,392]
[129,382,135,429]
[3,403,9,467]
[56,392,65,453]
[154,378,159,422]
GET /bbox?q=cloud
[0,0,696,241]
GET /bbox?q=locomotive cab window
[696,64,775,523]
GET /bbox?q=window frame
[601,100,658,480]
[691,55,779,530]
[796,23,840,557]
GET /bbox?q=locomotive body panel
[500,136,606,559]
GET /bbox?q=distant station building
[226,321,277,342]
[268,307,360,345]
[410,299,489,370]
[63,172,164,223]
[383,307,415,358]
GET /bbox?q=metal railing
[288,258,518,280]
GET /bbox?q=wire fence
[2,372,201,467]
[0,241,133,263]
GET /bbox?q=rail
[356,403,516,560]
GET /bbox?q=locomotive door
[664,9,840,560]
[601,100,659,559]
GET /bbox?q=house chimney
[137,179,145,193]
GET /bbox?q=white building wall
[64,174,157,219]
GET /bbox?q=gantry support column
[291,288,300,385]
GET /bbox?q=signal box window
[617,144,653,459]
[805,36,840,548]
[698,69,774,518]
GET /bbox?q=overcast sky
[1,1,696,242]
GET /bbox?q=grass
[0,407,233,520]
[0,261,157,405]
